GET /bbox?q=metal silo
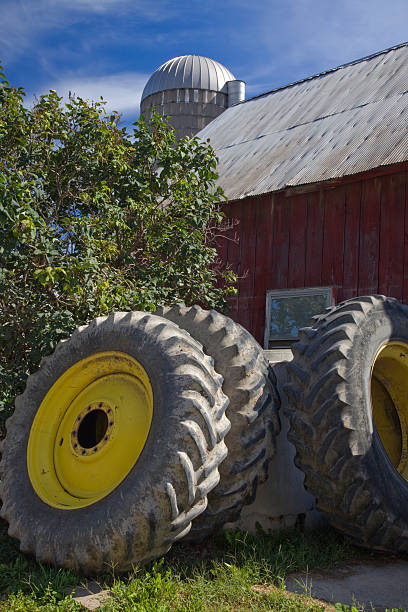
[140,55,245,140]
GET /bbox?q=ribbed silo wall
[140,88,227,140]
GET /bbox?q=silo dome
[140,55,244,141]
[141,55,236,102]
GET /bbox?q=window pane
[268,293,331,342]
[194,89,199,102]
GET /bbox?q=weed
[334,606,406,612]
[0,518,398,612]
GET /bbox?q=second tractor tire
[284,295,408,553]
[156,304,280,540]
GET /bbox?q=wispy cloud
[231,0,408,95]
[0,0,175,63]
[280,0,408,65]
[29,71,148,125]
[3,0,408,110]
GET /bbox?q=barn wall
[220,166,408,343]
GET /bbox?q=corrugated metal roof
[197,42,408,200]
[141,55,235,101]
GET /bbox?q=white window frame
[264,286,334,349]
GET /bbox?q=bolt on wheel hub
[70,401,115,457]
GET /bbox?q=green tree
[0,66,236,418]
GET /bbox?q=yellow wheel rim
[27,351,153,509]
[371,342,408,481]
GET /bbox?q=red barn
[199,43,408,348]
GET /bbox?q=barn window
[176,89,180,103]
[264,287,334,348]
[194,89,199,102]
[185,89,190,103]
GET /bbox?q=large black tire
[284,295,408,552]
[155,304,280,539]
[0,312,230,574]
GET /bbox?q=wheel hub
[71,401,114,457]
[371,341,408,481]
[27,352,153,509]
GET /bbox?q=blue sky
[2,0,408,126]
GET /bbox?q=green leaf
[0,73,236,416]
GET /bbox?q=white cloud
[51,0,173,19]
[282,0,408,65]
[0,0,175,63]
[4,0,408,108]
[233,0,408,95]
[31,71,149,120]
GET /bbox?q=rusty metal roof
[197,42,408,200]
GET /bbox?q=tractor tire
[155,304,280,539]
[284,295,408,552]
[0,312,230,574]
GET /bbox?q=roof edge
[243,40,408,105]
[226,160,408,203]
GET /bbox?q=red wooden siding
[341,182,361,301]
[220,166,408,344]
[304,191,324,288]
